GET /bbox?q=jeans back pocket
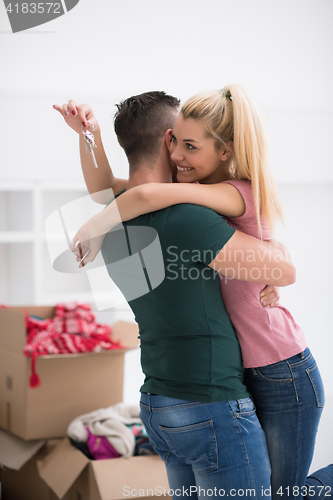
[306,362,325,408]
[159,420,218,475]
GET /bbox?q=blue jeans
[140,393,271,499]
[244,348,330,500]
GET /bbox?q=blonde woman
[56,87,331,498]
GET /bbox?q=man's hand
[260,285,280,308]
[53,100,100,135]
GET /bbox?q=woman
[57,86,331,498]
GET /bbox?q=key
[74,240,90,268]
[82,125,98,168]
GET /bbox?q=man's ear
[220,140,234,161]
[165,129,173,150]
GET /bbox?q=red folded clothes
[23,302,124,388]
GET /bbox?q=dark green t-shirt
[101,202,249,403]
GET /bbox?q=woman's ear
[165,129,173,150]
[220,140,234,161]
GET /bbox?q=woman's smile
[176,165,194,172]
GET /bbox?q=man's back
[101,202,249,403]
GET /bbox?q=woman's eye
[170,134,177,142]
[186,143,196,150]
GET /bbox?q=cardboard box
[0,429,59,500]
[0,306,139,440]
[0,430,171,500]
[38,437,172,500]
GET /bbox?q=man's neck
[126,161,172,190]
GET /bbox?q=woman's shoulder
[223,179,252,197]
[222,180,254,216]
[222,180,271,239]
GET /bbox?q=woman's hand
[70,217,105,268]
[53,100,100,135]
[260,285,280,307]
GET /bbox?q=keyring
[81,122,94,133]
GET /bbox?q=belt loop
[300,351,305,359]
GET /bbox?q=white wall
[0,0,332,475]
[275,185,333,472]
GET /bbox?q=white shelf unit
[0,182,98,306]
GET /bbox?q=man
[53,92,303,498]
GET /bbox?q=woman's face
[169,114,229,184]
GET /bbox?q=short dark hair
[114,91,180,170]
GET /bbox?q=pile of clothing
[67,403,155,459]
[24,302,124,387]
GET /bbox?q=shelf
[0,183,36,191]
[0,190,33,232]
[0,242,35,305]
[42,232,70,242]
[38,183,87,191]
[36,291,130,311]
[0,231,35,243]
[0,181,120,308]
[36,291,95,306]
[42,189,88,221]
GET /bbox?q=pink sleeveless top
[221,180,306,368]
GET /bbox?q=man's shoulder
[164,204,230,241]
[124,204,226,233]
[163,204,234,255]
[167,203,217,215]
[166,203,223,223]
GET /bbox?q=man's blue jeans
[244,348,330,499]
[140,393,272,499]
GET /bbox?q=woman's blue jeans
[140,393,271,499]
[244,348,327,500]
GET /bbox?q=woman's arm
[209,231,296,287]
[79,130,127,202]
[73,181,245,244]
[68,181,244,266]
[112,181,245,223]
[53,100,127,203]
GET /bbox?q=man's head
[114,91,180,172]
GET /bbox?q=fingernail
[65,111,69,115]
[72,111,76,115]
[82,122,86,127]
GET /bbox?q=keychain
[82,123,98,168]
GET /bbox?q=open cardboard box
[0,306,139,440]
[0,430,171,500]
[0,428,59,500]
[38,437,172,500]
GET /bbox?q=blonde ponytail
[181,85,283,237]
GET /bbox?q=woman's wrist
[93,204,120,236]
